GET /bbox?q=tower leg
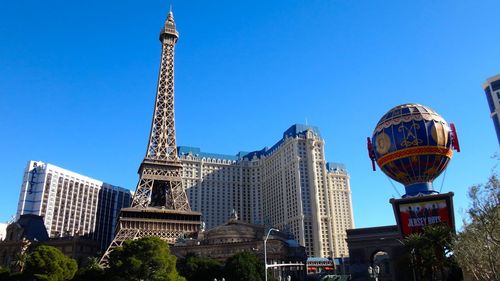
[99,228,140,266]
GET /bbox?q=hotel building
[178,124,354,257]
[15,161,133,250]
[325,163,354,257]
[483,74,500,146]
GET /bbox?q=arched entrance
[370,250,391,281]
[346,225,411,281]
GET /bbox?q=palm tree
[404,233,427,281]
[422,224,453,281]
[404,224,454,281]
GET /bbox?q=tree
[23,245,77,281]
[0,266,10,280]
[224,251,265,281]
[404,224,458,281]
[72,257,105,281]
[11,238,31,273]
[177,254,223,281]
[106,236,186,281]
[453,173,500,281]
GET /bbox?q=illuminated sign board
[390,192,455,236]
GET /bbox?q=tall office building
[483,74,500,146]
[178,124,355,257]
[16,161,133,250]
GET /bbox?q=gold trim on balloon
[375,132,391,155]
[377,146,453,168]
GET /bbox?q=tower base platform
[99,207,201,266]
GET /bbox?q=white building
[0,223,7,241]
[178,124,354,257]
[483,74,500,146]
[16,161,133,250]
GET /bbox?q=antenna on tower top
[167,3,174,22]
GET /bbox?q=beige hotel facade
[178,124,354,258]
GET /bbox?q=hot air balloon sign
[367,103,460,235]
[367,103,460,197]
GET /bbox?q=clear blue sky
[1,0,499,229]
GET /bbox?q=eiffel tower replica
[100,9,201,266]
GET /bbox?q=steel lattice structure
[100,10,201,266]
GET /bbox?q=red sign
[390,192,455,236]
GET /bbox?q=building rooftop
[178,146,239,161]
[10,214,49,242]
[484,74,500,90]
[29,161,130,192]
[178,124,324,161]
[326,162,348,173]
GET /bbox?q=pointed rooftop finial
[167,4,174,22]
[229,209,239,221]
[160,3,178,41]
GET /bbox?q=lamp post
[264,228,279,281]
[410,248,417,281]
[368,265,380,281]
[340,254,345,275]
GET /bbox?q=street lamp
[264,228,279,281]
[410,248,417,281]
[368,265,380,281]
[340,254,345,275]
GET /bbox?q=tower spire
[140,4,186,208]
[167,6,173,22]
[147,8,179,163]
[161,5,178,41]
[100,9,201,267]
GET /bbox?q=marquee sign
[390,192,455,236]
